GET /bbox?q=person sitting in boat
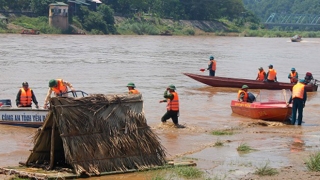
[238,85,251,102]
[288,67,298,84]
[44,79,75,109]
[265,64,277,82]
[304,72,314,84]
[16,82,39,108]
[256,67,266,81]
[127,82,140,94]
[207,55,217,76]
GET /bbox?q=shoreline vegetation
[1,15,320,38]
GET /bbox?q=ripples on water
[1,34,320,175]
[1,35,320,126]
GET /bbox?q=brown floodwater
[0,34,320,179]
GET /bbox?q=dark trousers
[209,70,215,76]
[161,110,179,125]
[291,98,304,125]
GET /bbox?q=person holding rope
[287,79,307,125]
[159,84,180,128]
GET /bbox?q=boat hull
[231,100,292,121]
[291,39,302,42]
[183,73,318,92]
[0,108,48,128]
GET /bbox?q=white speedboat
[0,91,88,128]
[0,105,48,128]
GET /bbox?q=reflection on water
[290,135,305,153]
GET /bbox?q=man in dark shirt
[16,82,39,108]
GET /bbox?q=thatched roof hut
[25,94,166,176]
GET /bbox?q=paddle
[200,68,207,72]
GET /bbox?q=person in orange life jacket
[207,55,217,76]
[256,67,266,81]
[287,79,307,125]
[16,82,39,108]
[127,82,140,94]
[159,84,180,127]
[288,67,298,84]
[43,79,75,109]
[265,64,277,82]
[238,85,250,102]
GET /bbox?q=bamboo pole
[49,118,56,170]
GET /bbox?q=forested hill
[0,0,247,21]
[243,0,320,21]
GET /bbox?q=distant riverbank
[1,14,320,37]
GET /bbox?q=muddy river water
[0,34,320,179]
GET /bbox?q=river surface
[0,34,320,179]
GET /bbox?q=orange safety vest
[290,72,298,83]
[51,79,68,95]
[166,92,179,111]
[292,83,305,99]
[210,60,216,71]
[237,90,248,102]
[257,71,265,81]
[268,69,277,81]
[129,89,139,94]
[20,88,32,106]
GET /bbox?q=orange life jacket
[211,60,216,71]
[167,92,179,111]
[257,71,265,81]
[20,88,32,106]
[268,69,277,81]
[52,79,68,96]
[292,83,305,99]
[129,89,139,94]
[290,72,298,83]
[237,90,248,102]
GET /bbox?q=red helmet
[306,72,312,76]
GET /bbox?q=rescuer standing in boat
[288,67,298,84]
[207,55,217,76]
[44,79,75,109]
[287,79,307,125]
[127,82,140,94]
[159,84,180,128]
[16,82,39,108]
[256,67,266,81]
[265,64,277,82]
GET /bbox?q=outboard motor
[0,99,12,107]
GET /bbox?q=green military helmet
[49,79,57,87]
[209,55,214,60]
[22,82,29,86]
[168,84,176,90]
[299,79,305,83]
[127,82,136,88]
[241,85,249,89]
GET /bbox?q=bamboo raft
[0,161,196,179]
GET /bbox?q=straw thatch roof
[26,94,166,176]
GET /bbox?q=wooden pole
[49,118,56,170]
